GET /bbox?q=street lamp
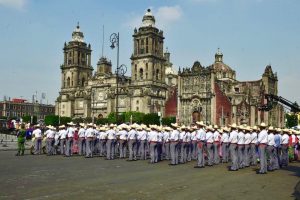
[92,90,95,124]
[110,32,127,124]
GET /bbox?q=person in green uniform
[16,123,26,156]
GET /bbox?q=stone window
[146,38,149,53]
[234,87,240,93]
[136,107,139,111]
[139,68,143,80]
[146,72,148,80]
[156,69,159,80]
[81,78,85,86]
[67,77,70,87]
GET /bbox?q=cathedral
[55,9,284,127]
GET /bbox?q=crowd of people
[16,121,300,174]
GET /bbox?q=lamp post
[110,32,127,124]
[92,90,95,124]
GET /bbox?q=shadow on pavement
[281,162,300,200]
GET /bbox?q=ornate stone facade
[56,10,174,119]
[178,50,285,127]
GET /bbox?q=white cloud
[0,0,27,10]
[155,5,183,29]
[124,5,183,30]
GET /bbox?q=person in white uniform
[221,127,230,163]
[250,126,258,166]
[78,123,86,156]
[194,121,206,168]
[85,123,95,158]
[266,126,276,171]
[32,124,42,155]
[106,124,116,160]
[66,122,75,157]
[229,123,239,171]
[58,125,67,155]
[257,123,268,174]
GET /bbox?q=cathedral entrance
[192,111,201,123]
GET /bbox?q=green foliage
[162,116,176,126]
[73,117,84,124]
[60,116,72,125]
[285,113,298,128]
[143,113,160,125]
[45,115,59,126]
[124,111,145,123]
[22,115,37,124]
[107,112,117,124]
[96,118,109,125]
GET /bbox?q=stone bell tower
[130,9,168,114]
[56,23,93,117]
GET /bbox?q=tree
[162,116,176,126]
[45,115,59,126]
[124,111,145,124]
[285,113,298,128]
[60,117,72,125]
[107,112,117,124]
[22,115,37,124]
[143,113,160,125]
[96,118,109,125]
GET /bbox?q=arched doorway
[192,111,201,123]
[98,114,103,119]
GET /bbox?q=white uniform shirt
[191,131,197,141]
[291,134,296,144]
[221,132,229,143]
[237,131,245,145]
[244,133,251,145]
[250,132,258,144]
[99,131,108,140]
[257,129,268,144]
[128,129,137,140]
[118,130,128,140]
[267,133,275,146]
[78,128,86,138]
[148,131,158,142]
[206,131,214,143]
[67,127,75,138]
[45,129,52,138]
[106,129,116,140]
[33,129,42,138]
[137,130,147,141]
[229,130,238,144]
[196,129,206,141]
[163,131,170,142]
[46,130,55,138]
[179,131,186,141]
[94,129,100,139]
[281,134,289,144]
[186,132,191,143]
[213,131,220,142]
[157,132,163,142]
[85,128,95,138]
[170,129,180,141]
[59,129,67,139]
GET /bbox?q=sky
[0,0,299,105]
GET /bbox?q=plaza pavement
[0,151,299,200]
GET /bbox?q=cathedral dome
[72,22,84,42]
[141,9,156,27]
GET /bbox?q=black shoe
[15,153,20,156]
[229,169,238,171]
[168,163,176,166]
[194,166,204,168]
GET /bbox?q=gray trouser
[250,144,257,165]
[86,138,93,157]
[106,139,115,159]
[244,144,250,167]
[191,141,197,160]
[170,142,179,165]
[197,141,205,167]
[238,145,245,168]
[119,140,127,158]
[207,143,213,166]
[60,139,66,155]
[34,138,42,154]
[180,143,187,163]
[139,140,147,160]
[281,145,288,167]
[78,138,86,156]
[267,145,276,170]
[47,138,54,155]
[230,143,238,170]
[273,147,280,169]
[128,139,137,160]
[66,138,73,156]
[150,142,157,163]
[187,143,192,162]
[259,144,267,173]
[221,143,229,162]
[213,142,220,164]
[99,139,106,156]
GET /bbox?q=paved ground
[0,151,299,200]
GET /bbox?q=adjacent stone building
[178,49,285,127]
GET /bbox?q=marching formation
[16,121,300,174]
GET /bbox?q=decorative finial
[147,8,151,12]
[77,21,80,29]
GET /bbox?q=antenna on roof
[101,25,105,58]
